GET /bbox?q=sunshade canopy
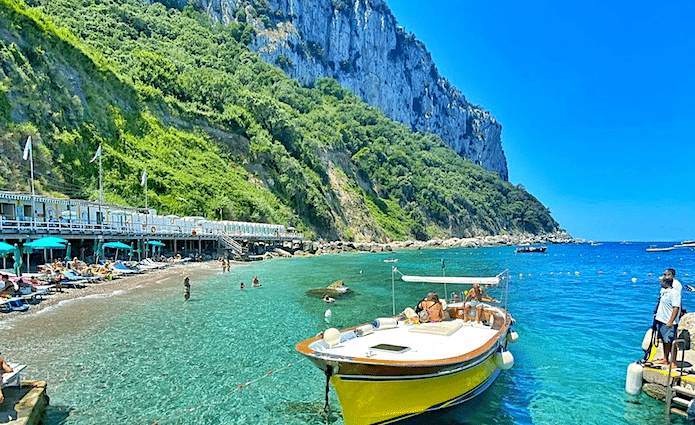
[103,242,132,250]
[147,241,165,246]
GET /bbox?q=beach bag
[418,309,430,323]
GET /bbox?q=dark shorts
[656,321,678,344]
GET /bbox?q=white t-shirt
[656,286,682,325]
[674,278,682,294]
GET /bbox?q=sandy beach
[0,260,244,321]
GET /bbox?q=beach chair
[1,362,27,389]
[0,298,29,313]
[63,270,99,284]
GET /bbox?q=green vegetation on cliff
[0,0,558,241]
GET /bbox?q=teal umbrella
[129,242,135,260]
[0,240,8,269]
[103,241,132,261]
[0,241,13,253]
[103,242,132,250]
[147,241,165,247]
[12,243,22,277]
[65,243,72,262]
[95,240,104,264]
[25,237,68,248]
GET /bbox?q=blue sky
[387,0,694,241]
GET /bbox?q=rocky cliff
[174,0,509,180]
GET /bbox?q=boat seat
[409,321,463,336]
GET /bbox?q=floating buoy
[631,277,637,283]
[325,309,332,318]
[519,273,523,278]
[648,273,652,277]
[494,350,515,370]
[625,362,643,395]
[550,272,554,275]
[506,331,519,343]
[599,271,603,274]
[575,271,580,275]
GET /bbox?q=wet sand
[0,260,244,321]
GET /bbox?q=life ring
[151,226,156,233]
[192,230,197,236]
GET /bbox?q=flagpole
[98,145,102,231]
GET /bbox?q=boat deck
[313,318,500,362]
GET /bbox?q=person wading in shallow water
[183,276,191,301]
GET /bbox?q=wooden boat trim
[295,312,511,370]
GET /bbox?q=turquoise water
[1,243,694,424]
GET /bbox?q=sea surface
[1,242,694,424]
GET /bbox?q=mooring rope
[149,363,293,425]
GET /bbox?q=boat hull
[331,354,500,425]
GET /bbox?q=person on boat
[463,283,499,323]
[416,292,445,322]
[252,276,261,287]
[323,294,335,303]
[0,355,13,403]
[183,276,190,301]
[654,275,681,369]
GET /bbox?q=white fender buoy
[631,277,637,283]
[323,328,340,348]
[641,328,654,351]
[506,331,519,343]
[494,350,515,370]
[625,362,643,395]
[373,318,397,330]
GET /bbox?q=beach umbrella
[95,239,104,264]
[65,243,72,262]
[103,241,132,261]
[25,236,68,247]
[129,242,135,260]
[147,240,165,246]
[12,243,22,277]
[0,243,9,270]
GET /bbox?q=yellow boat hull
[331,355,499,425]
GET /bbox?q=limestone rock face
[178,0,509,180]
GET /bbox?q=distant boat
[590,242,603,246]
[515,245,547,253]
[646,245,673,252]
[383,258,398,263]
[672,240,695,249]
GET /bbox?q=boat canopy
[400,275,500,285]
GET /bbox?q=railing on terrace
[0,217,301,242]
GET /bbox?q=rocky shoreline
[279,230,583,256]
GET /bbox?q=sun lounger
[113,263,144,274]
[0,298,29,313]
[1,363,27,388]
[142,259,168,268]
[63,270,100,283]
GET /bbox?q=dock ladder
[664,334,693,418]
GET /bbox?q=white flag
[22,136,31,160]
[141,169,147,186]
[89,145,101,163]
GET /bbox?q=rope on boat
[149,363,293,425]
[323,365,333,414]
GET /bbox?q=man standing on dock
[655,275,681,368]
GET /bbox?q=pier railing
[0,216,301,242]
